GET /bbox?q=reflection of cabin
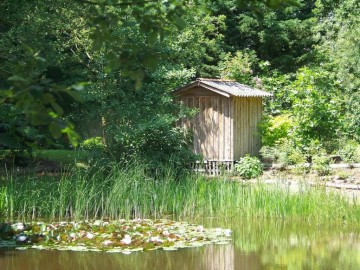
[173,78,271,171]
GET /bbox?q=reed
[0,163,359,224]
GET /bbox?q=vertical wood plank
[229,97,234,160]
[224,97,230,160]
[219,97,224,160]
[240,98,244,157]
[212,96,218,160]
[193,97,200,155]
[244,98,249,155]
[250,98,253,156]
[199,97,206,156]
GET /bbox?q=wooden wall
[179,88,262,161]
[232,97,262,159]
[180,87,233,160]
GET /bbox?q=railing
[191,160,235,175]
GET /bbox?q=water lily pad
[0,219,232,253]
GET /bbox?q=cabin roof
[173,78,272,98]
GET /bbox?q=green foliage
[336,170,350,180]
[0,1,90,149]
[259,114,294,146]
[314,0,360,141]
[290,68,343,149]
[80,137,105,151]
[260,139,306,166]
[291,165,310,175]
[312,153,331,176]
[338,140,360,163]
[234,155,263,179]
[219,50,258,86]
[1,0,359,170]
[259,146,278,163]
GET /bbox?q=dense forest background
[1,0,359,167]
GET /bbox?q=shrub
[338,140,360,163]
[80,137,105,150]
[259,146,278,163]
[259,114,294,147]
[291,165,310,175]
[278,142,306,166]
[336,171,350,180]
[260,139,306,166]
[234,155,263,179]
[312,153,331,176]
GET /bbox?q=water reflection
[1,220,360,270]
[205,218,360,270]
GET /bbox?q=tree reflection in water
[1,220,360,270]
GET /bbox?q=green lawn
[1,149,89,164]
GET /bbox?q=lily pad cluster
[0,219,231,253]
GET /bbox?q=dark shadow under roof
[173,78,272,98]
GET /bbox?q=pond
[1,218,360,270]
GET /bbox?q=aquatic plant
[0,164,360,225]
[0,220,231,253]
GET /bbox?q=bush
[259,145,278,163]
[80,137,105,150]
[338,140,360,163]
[260,139,306,166]
[291,165,310,175]
[234,155,263,179]
[312,153,331,176]
[259,114,294,147]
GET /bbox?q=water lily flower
[223,229,232,237]
[102,240,112,246]
[12,223,24,231]
[150,236,163,243]
[69,232,76,239]
[17,235,27,242]
[196,226,204,232]
[162,230,170,237]
[86,232,94,239]
[121,235,132,245]
[167,237,176,242]
[94,220,102,226]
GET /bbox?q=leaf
[0,89,13,98]
[50,101,64,116]
[8,75,29,83]
[71,82,89,91]
[63,128,80,147]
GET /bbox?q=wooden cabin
[173,78,272,170]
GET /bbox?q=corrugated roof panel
[199,79,272,97]
[172,78,272,97]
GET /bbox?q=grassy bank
[1,164,360,224]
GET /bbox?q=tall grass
[1,163,360,224]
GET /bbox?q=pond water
[1,219,360,270]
